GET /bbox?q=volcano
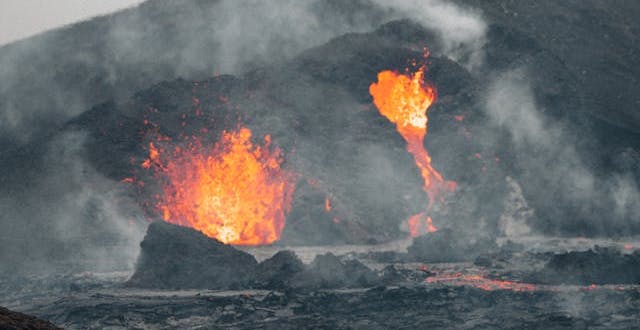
[1,0,640,329]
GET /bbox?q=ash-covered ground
[3,222,640,329]
[1,0,640,329]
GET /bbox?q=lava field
[1,0,639,329]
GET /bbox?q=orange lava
[369,60,455,237]
[408,213,437,237]
[425,273,538,292]
[143,126,296,245]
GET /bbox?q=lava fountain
[142,126,296,245]
[369,57,455,237]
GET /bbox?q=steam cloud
[371,0,487,69]
[484,68,640,236]
[0,131,144,273]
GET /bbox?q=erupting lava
[408,213,437,237]
[369,56,455,237]
[142,126,296,245]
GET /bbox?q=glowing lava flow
[425,273,538,292]
[369,61,455,237]
[142,127,296,245]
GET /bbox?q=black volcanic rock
[528,246,640,285]
[407,228,497,263]
[127,223,384,290]
[0,0,392,149]
[19,284,633,329]
[254,250,305,289]
[460,0,640,131]
[459,0,640,237]
[127,221,258,289]
[0,306,60,330]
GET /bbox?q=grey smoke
[0,131,145,272]
[0,0,488,146]
[0,0,379,144]
[484,68,640,235]
[372,0,487,69]
[611,174,640,220]
[498,176,533,238]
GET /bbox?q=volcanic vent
[130,53,457,245]
[369,53,456,237]
[139,123,296,245]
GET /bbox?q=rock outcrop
[0,307,61,330]
[127,221,258,289]
[127,222,381,290]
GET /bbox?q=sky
[0,0,146,46]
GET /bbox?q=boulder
[254,250,305,289]
[126,221,258,289]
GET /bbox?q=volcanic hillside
[0,0,639,272]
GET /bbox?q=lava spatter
[369,56,455,237]
[142,126,296,245]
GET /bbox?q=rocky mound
[0,306,60,330]
[254,250,305,289]
[527,246,640,285]
[128,222,381,290]
[126,221,258,289]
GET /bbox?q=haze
[0,0,145,46]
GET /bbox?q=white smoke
[373,0,488,69]
[499,176,533,238]
[485,68,640,235]
[0,131,145,272]
[611,174,640,219]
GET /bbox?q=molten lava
[425,273,538,292]
[143,127,296,245]
[408,213,437,237]
[369,61,455,237]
